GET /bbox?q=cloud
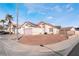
[68,7,74,12]
[66,4,71,9]
[24,4,37,14]
[54,6,62,12]
[65,4,74,12]
[47,16,54,19]
[24,4,64,15]
[24,3,74,16]
[51,4,74,12]
[51,5,63,12]
[24,4,47,15]
[46,16,57,20]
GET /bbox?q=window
[49,28,53,32]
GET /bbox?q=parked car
[0,31,10,35]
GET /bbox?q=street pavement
[0,35,79,56]
[0,35,60,56]
[68,42,79,56]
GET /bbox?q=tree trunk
[8,23,11,34]
[10,23,12,34]
[3,22,4,30]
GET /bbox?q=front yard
[19,34,68,45]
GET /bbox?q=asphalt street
[68,42,79,56]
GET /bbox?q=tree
[13,24,17,34]
[0,25,3,30]
[0,19,6,30]
[5,14,13,34]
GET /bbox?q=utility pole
[16,3,19,40]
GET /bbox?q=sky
[0,3,79,27]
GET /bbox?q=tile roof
[38,21,61,29]
[60,27,73,31]
[19,21,61,29]
[19,21,40,28]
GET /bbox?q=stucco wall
[18,24,59,35]
[18,28,24,34]
[75,31,79,35]
[32,28,44,35]
[39,24,59,34]
[53,28,59,34]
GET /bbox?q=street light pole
[16,3,19,40]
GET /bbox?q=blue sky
[0,3,79,27]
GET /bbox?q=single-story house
[37,21,61,34]
[18,21,61,35]
[74,27,79,35]
[59,27,75,36]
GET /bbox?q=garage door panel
[24,28,32,35]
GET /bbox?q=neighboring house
[75,27,79,35]
[18,21,61,35]
[38,21,61,34]
[59,27,75,36]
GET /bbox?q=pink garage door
[24,28,32,35]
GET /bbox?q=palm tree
[0,25,3,30]
[0,19,6,30]
[5,14,13,34]
[13,24,17,34]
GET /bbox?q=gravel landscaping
[19,34,67,45]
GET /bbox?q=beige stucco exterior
[18,22,60,35]
[39,23,59,34]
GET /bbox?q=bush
[44,32,47,35]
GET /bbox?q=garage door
[24,28,32,35]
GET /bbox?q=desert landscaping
[19,34,67,45]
